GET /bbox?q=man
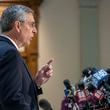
[0,5,53,110]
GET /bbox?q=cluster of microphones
[61,67,110,110]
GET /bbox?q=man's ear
[14,21,21,33]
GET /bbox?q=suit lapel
[21,54,38,94]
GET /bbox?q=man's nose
[33,27,37,34]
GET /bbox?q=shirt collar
[1,34,19,50]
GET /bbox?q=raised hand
[35,59,54,87]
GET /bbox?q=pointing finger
[47,59,54,65]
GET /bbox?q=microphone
[82,67,97,78]
[82,67,97,88]
[63,79,72,90]
[62,79,79,109]
[63,79,74,97]
[91,69,108,88]
[39,99,53,110]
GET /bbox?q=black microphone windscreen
[82,67,97,77]
[63,79,71,89]
[87,83,96,92]
[106,68,110,74]
[39,99,52,110]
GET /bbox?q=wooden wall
[0,0,43,77]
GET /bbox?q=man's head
[1,5,37,46]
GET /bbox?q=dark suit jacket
[0,36,42,110]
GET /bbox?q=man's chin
[20,41,31,47]
[26,41,31,46]
[27,41,31,45]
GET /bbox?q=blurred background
[1,0,110,109]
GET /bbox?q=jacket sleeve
[35,83,43,95]
[0,49,31,110]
